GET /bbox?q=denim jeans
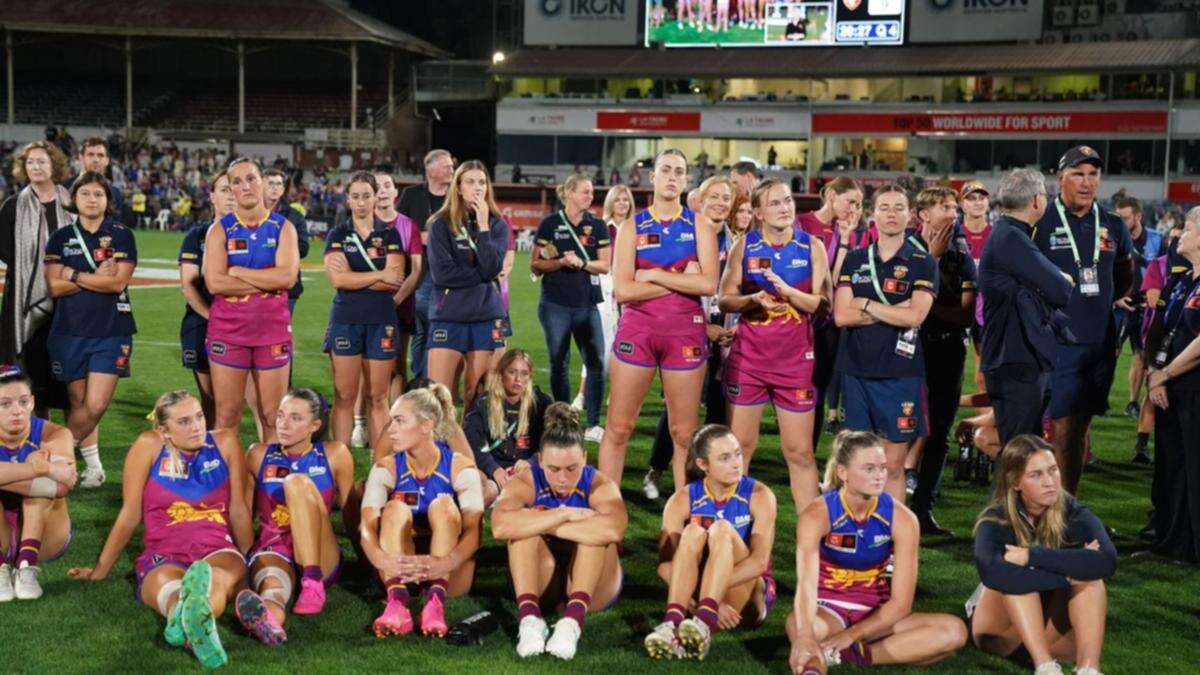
[409,280,433,381]
[538,299,605,427]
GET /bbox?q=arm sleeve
[323,224,345,256]
[960,250,979,290]
[382,227,402,253]
[1003,233,1074,308]
[291,208,310,259]
[116,227,137,263]
[912,253,940,296]
[427,219,484,289]
[470,218,508,281]
[44,228,66,263]
[463,408,501,477]
[974,520,1070,594]
[178,227,200,265]
[405,219,424,256]
[534,218,555,247]
[1026,507,1117,581]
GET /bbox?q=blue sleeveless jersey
[740,227,815,296]
[633,207,699,272]
[391,441,455,515]
[0,417,44,464]
[817,489,894,606]
[220,211,286,270]
[256,442,337,511]
[531,461,596,509]
[687,475,757,542]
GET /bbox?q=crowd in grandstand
[2,132,1199,675]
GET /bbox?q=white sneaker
[584,426,604,444]
[545,617,581,660]
[350,423,368,448]
[644,621,684,659]
[570,393,584,412]
[14,565,42,600]
[1074,668,1104,675]
[0,564,14,602]
[676,617,711,660]
[80,465,106,489]
[1034,662,1065,675]
[641,469,661,500]
[516,615,548,658]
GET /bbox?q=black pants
[650,349,725,472]
[1152,386,1200,563]
[912,334,966,515]
[811,322,841,445]
[983,365,1050,448]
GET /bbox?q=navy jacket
[427,214,509,323]
[979,215,1074,372]
[974,495,1116,595]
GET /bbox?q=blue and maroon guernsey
[686,475,757,542]
[531,461,596,510]
[817,489,894,609]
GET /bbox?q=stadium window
[554,135,604,168]
[992,140,1038,172]
[953,140,992,173]
[1107,140,1154,176]
[498,134,555,166]
[1170,140,1200,176]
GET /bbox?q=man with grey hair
[397,149,454,383]
[979,168,1075,447]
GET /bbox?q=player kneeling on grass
[0,366,76,601]
[491,402,627,661]
[968,435,1115,675]
[645,424,777,660]
[360,384,484,639]
[237,389,354,644]
[788,431,966,674]
[70,390,253,669]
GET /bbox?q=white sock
[79,444,102,471]
[353,415,366,427]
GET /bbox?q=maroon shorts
[816,598,879,628]
[135,541,243,594]
[206,338,292,371]
[724,358,817,413]
[612,317,708,371]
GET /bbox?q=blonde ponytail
[151,389,197,478]
[823,430,884,491]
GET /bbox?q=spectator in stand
[0,141,73,419]
[398,149,454,381]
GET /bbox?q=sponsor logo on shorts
[804,350,814,360]
[51,361,62,375]
[432,329,449,343]
[897,417,917,431]
[682,345,703,359]
[617,341,634,355]
[209,341,227,355]
[116,355,129,368]
[335,337,351,350]
[183,349,197,364]
[380,337,394,350]
[727,384,741,397]
[271,343,290,359]
[693,315,704,323]
[385,324,395,337]
[901,401,915,416]
[797,388,815,402]
[121,344,131,356]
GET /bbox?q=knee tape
[253,565,294,606]
[157,579,182,616]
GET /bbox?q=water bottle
[954,440,972,482]
[446,610,499,646]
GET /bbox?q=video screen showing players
[645,0,904,47]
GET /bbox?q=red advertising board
[812,111,1167,135]
[1168,181,1200,203]
[596,111,702,133]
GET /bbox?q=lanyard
[906,234,927,254]
[866,244,893,306]
[455,222,480,256]
[482,418,519,455]
[557,211,592,264]
[71,222,99,271]
[346,227,379,272]
[1053,198,1101,271]
[1164,275,1200,335]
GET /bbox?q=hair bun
[543,402,581,432]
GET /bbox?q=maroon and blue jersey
[729,228,816,373]
[0,417,45,511]
[531,461,596,510]
[207,211,291,346]
[141,433,235,554]
[817,489,894,609]
[687,476,757,542]
[625,207,704,332]
[254,442,337,542]
[390,442,455,514]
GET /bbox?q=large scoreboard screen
[645,0,904,47]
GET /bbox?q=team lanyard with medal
[71,221,131,314]
[866,243,918,358]
[1054,198,1102,297]
[1155,275,1200,368]
[557,210,597,286]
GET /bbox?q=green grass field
[2,230,1198,673]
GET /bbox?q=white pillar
[350,42,358,131]
[125,36,133,132]
[387,50,395,119]
[237,41,245,135]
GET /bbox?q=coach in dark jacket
[979,168,1075,446]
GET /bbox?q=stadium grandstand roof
[492,39,1200,78]
[0,0,448,58]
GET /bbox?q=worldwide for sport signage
[524,0,640,46]
[644,0,904,47]
[812,110,1168,136]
